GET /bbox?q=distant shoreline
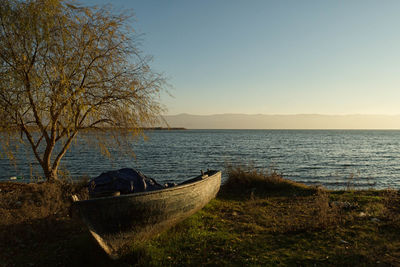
[0,127,187,132]
[142,127,186,130]
[164,113,400,129]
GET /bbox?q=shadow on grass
[0,216,116,266]
[2,167,400,266]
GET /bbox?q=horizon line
[174,128,400,130]
[164,113,400,117]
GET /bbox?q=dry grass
[1,167,400,266]
[0,180,88,225]
[130,167,400,266]
[221,164,318,197]
[381,189,400,228]
[220,165,341,233]
[0,180,90,266]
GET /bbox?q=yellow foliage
[0,0,167,181]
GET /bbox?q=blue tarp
[88,168,165,195]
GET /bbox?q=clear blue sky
[81,0,400,115]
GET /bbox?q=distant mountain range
[163,113,400,129]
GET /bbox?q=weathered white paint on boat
[72,170,221,259]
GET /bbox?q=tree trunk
[46,169,58,183]
[42,143,58,182]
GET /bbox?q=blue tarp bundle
[88,168,164,196]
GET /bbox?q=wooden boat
[72,170,221,259]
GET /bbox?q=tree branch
[19,120,43,167]
[52,131,77,171]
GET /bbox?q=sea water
[1,130,400,189]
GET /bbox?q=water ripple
[1,130,400,189]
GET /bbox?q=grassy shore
[1,167,399,266]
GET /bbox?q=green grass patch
[1,166,400,266]
[113,166,400,266]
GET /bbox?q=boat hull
[72,170,221,259]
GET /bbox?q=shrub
[221,164,317,197]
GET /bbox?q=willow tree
[0,0,165,181]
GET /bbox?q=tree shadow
[0,216,117,266]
